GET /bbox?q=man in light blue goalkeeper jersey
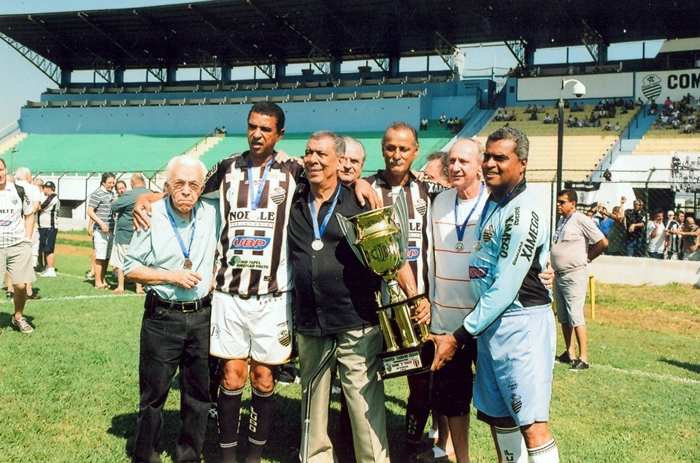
[431,126,559,463]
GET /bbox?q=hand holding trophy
[337,190,434,379]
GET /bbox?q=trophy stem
[387,280,419,349]
[378,310,399,352]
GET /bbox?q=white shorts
[110,242,129,269]
[209,290,293,365]
[92,229,114,260]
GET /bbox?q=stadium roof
[0,0,698,74]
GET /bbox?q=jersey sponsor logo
[230,236,271,250]
[500,215,515,258]
[468,266,489,279]
[228,210,276,229]
[406,247,420,260]
[210,324,220,339]
[414,198,427,216]
[0,220,11,226]
[228,255,270,269]
[519,212,540,261]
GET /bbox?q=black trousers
[133,305,211,463]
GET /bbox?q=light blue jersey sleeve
[464,191,550,337]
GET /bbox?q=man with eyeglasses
[125,155,221,463]
[551,190,607,372]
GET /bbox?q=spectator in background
[603,169,612,181]
[422,151,451,187]
[14,167,41,300]
[599,200,626,256]
[670,215,700,261]
[604,121,612,131]
[666,210,684,259]
[543,113,552,124]
[438,113,447,126]
[0,159,36,333]
[596,206,613,236]
[613,122,620,131]
[552,190,607,371]
[446,118,454,130]
[624,199,646,257]
[87,172,116,289]
[110,173,148,294]
[420,117,429,131]
[528,111,538,121]
[115,180,127,197]
[338,136,366,185]
[646,211,666,259]
[37,181,60,277]
[33,178,44,270]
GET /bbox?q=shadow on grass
[0,311,36,329]
[108,391,307,463]
[660,357,700,374]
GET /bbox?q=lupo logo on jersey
[230,236,271,250]
[406,247,420,260]
[0,220,11,226]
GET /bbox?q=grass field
[0,237,698,462]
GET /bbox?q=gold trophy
[337,191,434,379]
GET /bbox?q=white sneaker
[40,268,56,277]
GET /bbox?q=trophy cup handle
[336,213,365,264]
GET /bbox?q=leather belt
[152,294,212,313]
[237,290,283,300]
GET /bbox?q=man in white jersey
[364,122,442,460]
[0,159,36,333]
[14,167,41,300]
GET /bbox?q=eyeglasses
[171,181,202,191]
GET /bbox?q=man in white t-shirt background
[646,210,666,259]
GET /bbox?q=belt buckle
[181,301,198,313]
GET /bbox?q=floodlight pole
[556,78,585,195]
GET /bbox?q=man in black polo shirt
[288,131,427,463]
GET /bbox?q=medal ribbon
[554,211,576,243]
[309,185,342,243]
[165,199,197,266]
[454,184,484,243]
[247,154,275,210]
[477,184,518,239]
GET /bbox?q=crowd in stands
[650,94,699,133]
[435,112,464,133]
[587,196,699,260]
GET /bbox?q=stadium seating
[633,131,700,155]
[476,106,641,180]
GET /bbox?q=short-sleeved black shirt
[288,180,382,336]
[624,208,646,238]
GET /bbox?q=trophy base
[377,340,435,380]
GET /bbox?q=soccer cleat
[569,360,589,371]
[11,316,34,334]
[555,352,572,364]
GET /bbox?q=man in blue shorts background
[432,126,559,463]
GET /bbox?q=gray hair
[14,167,32,182]
[342,136,367,164]
[165,155,207,182]
[381,121,419,149]
[309,130,345,157]
[486,126,529,161]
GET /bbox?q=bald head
[131,172,146,188]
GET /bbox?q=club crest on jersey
[414,198,427,216]
[406,247,420,260]
[270,186,286,205]
[468,266,489,279]
[230,236,271,250]
[278,329,292,347]
[482,224,495,243]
